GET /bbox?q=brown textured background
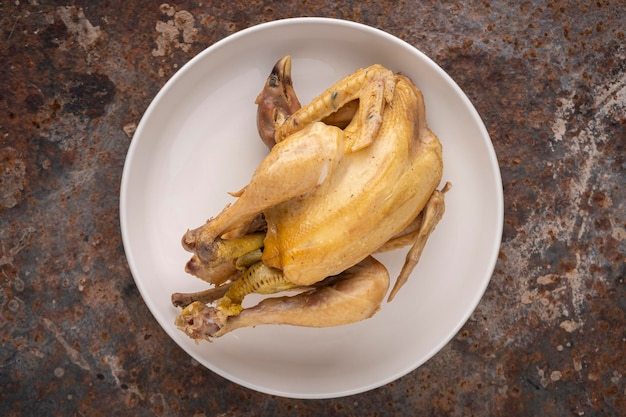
[1,1,624,416]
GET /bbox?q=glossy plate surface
[120,18,503,399]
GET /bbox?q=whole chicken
[173,56,449,341]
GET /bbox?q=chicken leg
[175,256,389,340]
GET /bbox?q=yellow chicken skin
[174,57,448,341]
[262,71,442,287]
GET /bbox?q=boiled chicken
[173,56,448,341]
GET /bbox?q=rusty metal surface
[0,1,624,416]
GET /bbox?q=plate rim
[120,17,504,399]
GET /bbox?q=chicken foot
[175,256,390,340]
[171,282,233,308]
[275,64,396,152]
[216,261,300,316]
[173,234,267,307]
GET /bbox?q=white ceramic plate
[120,18,503,399]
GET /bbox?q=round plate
[120,18,503,399]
